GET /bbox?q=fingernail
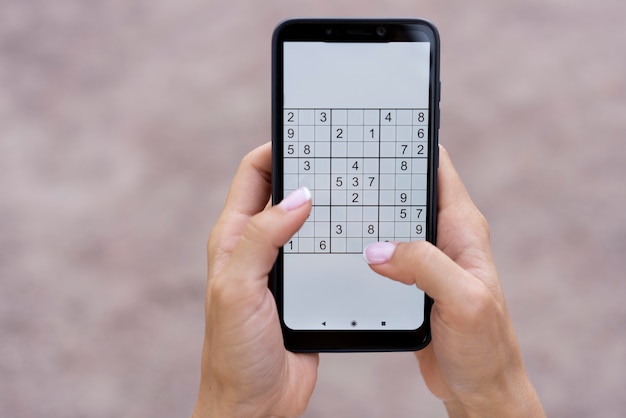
[363,242,397,265]
[278,187,312,211]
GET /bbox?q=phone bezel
[271,18,440,352]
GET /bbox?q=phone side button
[439,80,442,102]
[437,80,441,130]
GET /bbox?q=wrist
[192,404,279,418]
[192,396,252,418]
[444,374,545,418]
[192,377,243,418]
[192,381,278,418]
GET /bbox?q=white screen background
[283,41,430,330]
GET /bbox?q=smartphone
[271,19,440,352]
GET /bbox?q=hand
[364,146,545,417]
[192,143,318,418]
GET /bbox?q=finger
[223,142,273,218]
[437,145,474,213]
[218,188,312,297]
[436,146,499,292]
[208,143,273,273]
[437,146,491,249]
[364,240,482,310]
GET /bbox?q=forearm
[443,377,545,418]
[192,379,286,418]
[192,397,263,418]
[192,378,243,418]
[192,403,281,418]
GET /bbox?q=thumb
[363,240,482,311]
[219,187,312,295]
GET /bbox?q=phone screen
[272,20,439,350]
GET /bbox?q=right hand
[364,146,546,417]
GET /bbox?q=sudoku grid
[283,108,429,254]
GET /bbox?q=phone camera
[325,27,333,36]
[376,26,386,37]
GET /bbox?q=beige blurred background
[1,0,625,416]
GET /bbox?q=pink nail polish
[278,187,312,211]
[363,242,397,265]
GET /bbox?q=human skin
[364,146,546,417]
[192,142,545,418]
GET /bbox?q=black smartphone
[271,18,440,352]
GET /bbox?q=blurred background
[1,0,625,416]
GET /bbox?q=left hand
[192,142,318,418]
